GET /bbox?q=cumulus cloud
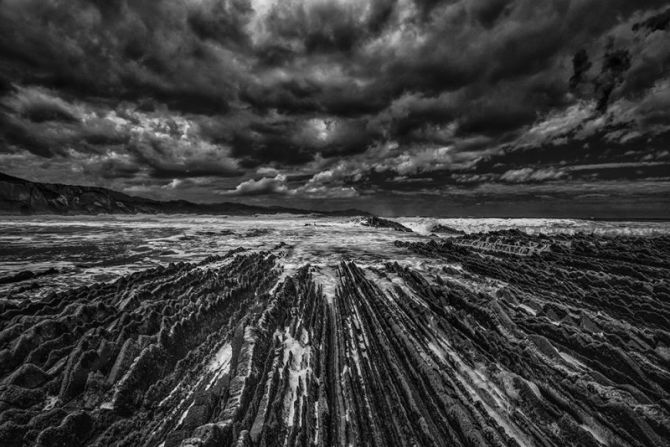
[222,167,360,198]
[162,179,183,190]
[0,89,241,180]
[3,86,82,123]
[222,174,292,196]
[256,166,279,176]
[500,167,565,183]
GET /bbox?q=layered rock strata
[1,234,669,446]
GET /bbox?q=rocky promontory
[360,216,413,232]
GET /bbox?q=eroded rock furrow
[1,233,669,447]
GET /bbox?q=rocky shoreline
[0,231,669,446]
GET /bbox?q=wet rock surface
[0,268,59,285]
[1,226,669,446]
[360,216,413,232]
[430,224,466,235]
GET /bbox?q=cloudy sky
[1,0,670,216]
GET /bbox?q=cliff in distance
[0,172,361,216]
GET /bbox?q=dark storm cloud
[0,85,242,181]
[0,0,669,205]
[0,0,247,115]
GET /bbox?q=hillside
[0,172,359,216]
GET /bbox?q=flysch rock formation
[1,232,670,447]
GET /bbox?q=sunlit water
[1,214,668,297]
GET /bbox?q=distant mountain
[0,172,364,216]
